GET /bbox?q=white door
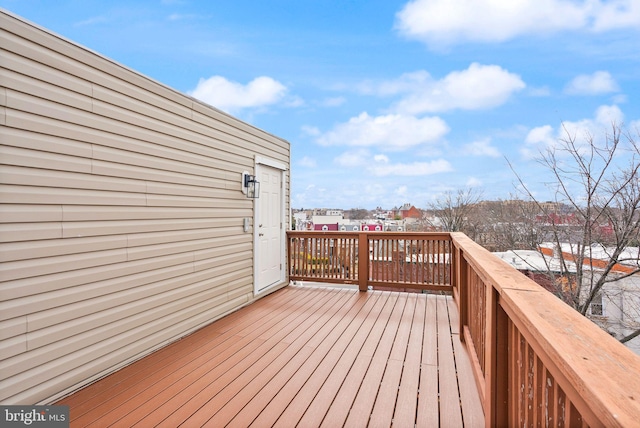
[256,163,283,292]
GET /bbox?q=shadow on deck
[57,285,484,427]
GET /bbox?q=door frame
[253,155,288,295]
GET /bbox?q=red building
[313,223,339,231]
[397,204,422,220]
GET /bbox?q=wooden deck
[57,285,484,427]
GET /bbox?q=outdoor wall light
[242,172,260,198]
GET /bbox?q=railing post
[485,286,509,427]
[287,234,292,278]
[457,246,468,342]
[358,232,368,292]
[495,303,509,427]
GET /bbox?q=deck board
[393,292,426,428]
[369,293,417,427]
[437,295,465,428]
[417,294,440,427]
[58,285,484,427]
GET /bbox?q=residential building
[395,203,422,223]
[383,221,405,231]
[338,219,362,231]
[313,223,339,231]
[291,210,308,230]
[360,222,384,231]
[311,214,343,231]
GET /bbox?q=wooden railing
[450,232,640,427]
[287,231,452,292]
[286,231,640,427]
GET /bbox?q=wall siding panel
[0,317,27,341]
[0,235,129,262]
[1,145,93,174]
[0,10,290,404]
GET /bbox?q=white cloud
[522,105,626,158]
[189,76,287,113]
[564,71,619,95]
[395,0,640,48]
[612,94,628,104]
[357,71,431,96]
[321,96,347,107]
[522,124,564,159]
[334,150,370,167]
[395,185,409,197]
[285,95,305,108]
[317,112,449,151]
[463,139,501,157]
[333,150,453,177]
[374,154,390,163]
[525,125,555,147]
[466,177,483,187]
[370,159,453,176]
[168,13,199,21]
[594,104,625,125]
[299,156,317,168]
[301,125,321,137]
[528,86,552,97]
[591,0,640,31]
[74,16,109,26]
[355,65,524,114]
[390,64,525,114]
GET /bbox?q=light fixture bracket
[242,172,260,198]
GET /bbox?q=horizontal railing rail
[286,230,640,427]
[286,231,452,292]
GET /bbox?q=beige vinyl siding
[0,10,290,404]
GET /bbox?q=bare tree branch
[509,123,640,347]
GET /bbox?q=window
[590,293,604,316]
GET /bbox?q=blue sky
[2,0,640,209]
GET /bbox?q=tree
[345,208,370,220]
[512,123,640,345]
[427,188,483,238]
[472,198,543,252]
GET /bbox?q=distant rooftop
[493,249,577,273]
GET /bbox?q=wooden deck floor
[57,285,484,427]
